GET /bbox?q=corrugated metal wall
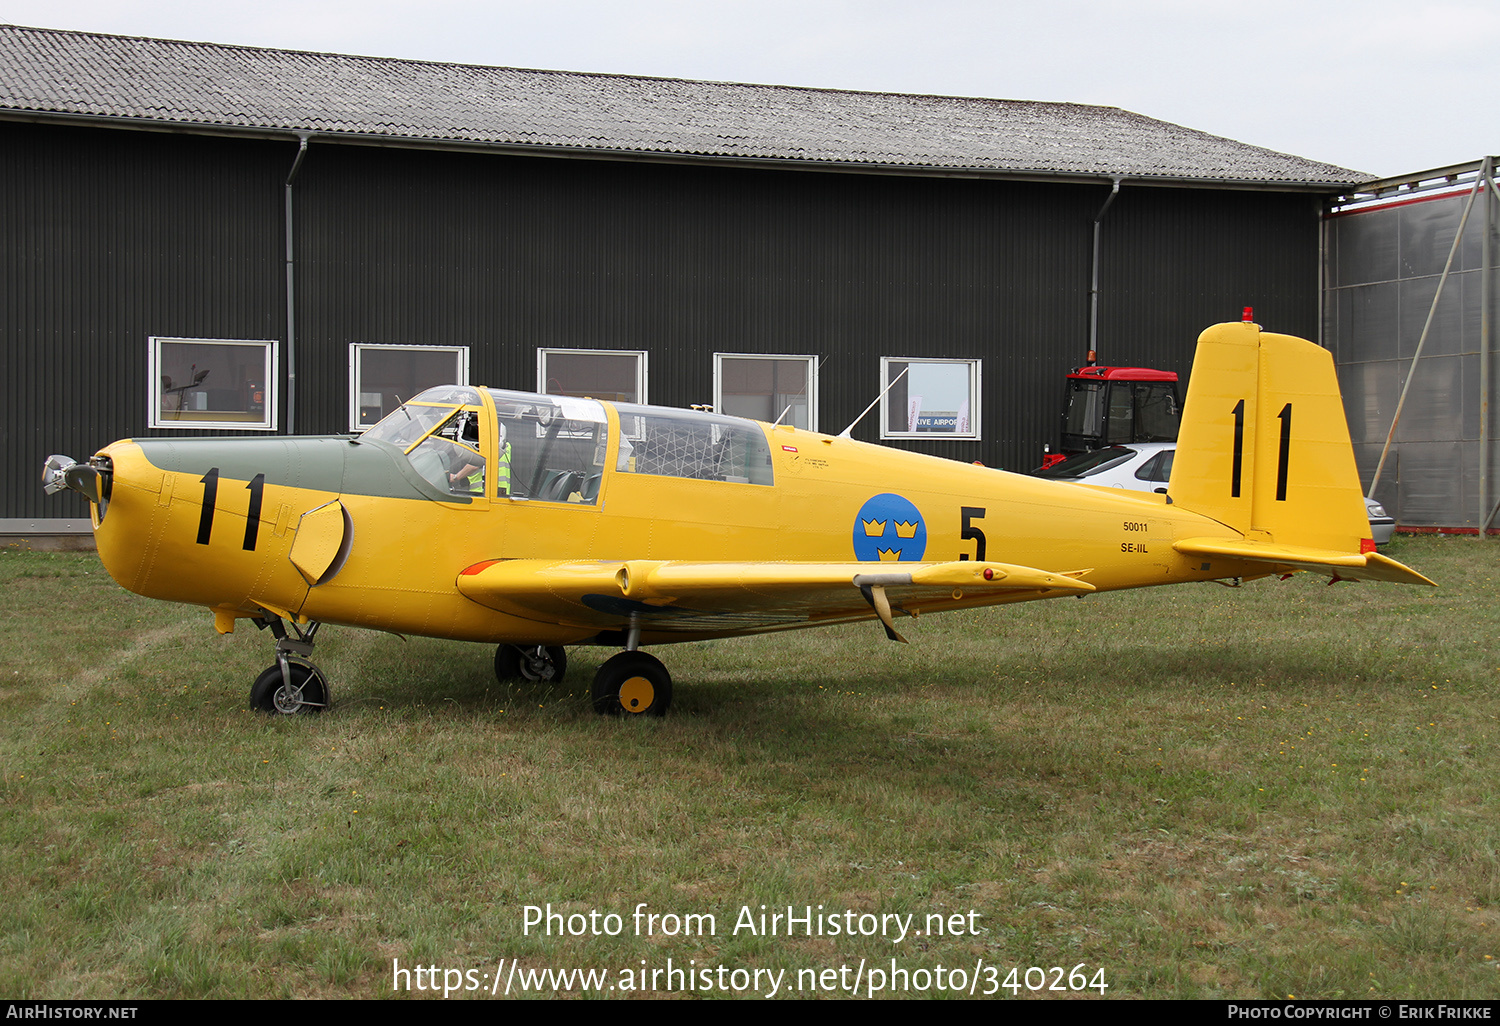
[1324,189,1498,529]
[5,119,1323,519]
[3,123,287,519]
[1102,187,1321,358]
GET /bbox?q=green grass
[1,537,1497,999]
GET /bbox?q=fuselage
[87,385,1246,645]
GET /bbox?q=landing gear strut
[249,617,329,715]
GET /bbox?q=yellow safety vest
[496,442,511,495]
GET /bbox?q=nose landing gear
[249,617,329,715]
[250,660,329,714]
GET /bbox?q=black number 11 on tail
[1230,401,1291,501]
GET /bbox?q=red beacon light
[1242,306,1255,322]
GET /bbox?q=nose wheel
[591,651,672,717]
[250,659,329,715]
[249,616,329,715]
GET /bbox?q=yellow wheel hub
[618,675,655,713]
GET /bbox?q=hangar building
[0,24,1364,535]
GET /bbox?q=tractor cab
[1058,366,1180,457]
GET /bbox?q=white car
[1036,442,1395,545]
[1364,496,1395,546]
[1035,442,1176,491]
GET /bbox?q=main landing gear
[590,625,672,717]
[591,650,672,718]
[248,617,329,715]
[494,636,674,717]
[494,644,568,683]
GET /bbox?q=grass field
[2,536,1496,999]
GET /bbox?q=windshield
[363,387,486,496]
[363,387,482,449]
[1063,380,1105,439]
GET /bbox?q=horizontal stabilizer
[1174,537,1435,587]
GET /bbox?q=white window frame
[537,348,648,404]
[712,353,819,430]
[149,337,279,431]
[878,357,981,440]
[347,343,470,432]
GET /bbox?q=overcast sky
[1,0,1494,179]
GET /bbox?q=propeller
[41,454,102,503]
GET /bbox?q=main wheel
[249,661,329,715]
[591,651,672,717]
[495,644,568,683]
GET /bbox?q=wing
[457,558,1095,642]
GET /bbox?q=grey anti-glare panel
[1458,192,1490,273]
[1459,439,1483,528]
[1334,283,1399,363]
[1462,352,1482,442]
[1395,354,1464,445]
[1398,275,1465,359]
[1395,441,1465,526]
[1460,271,1484,354]
[1399,197,1467,279]
[1340,360,1399,445]
[1332,209,1398,288]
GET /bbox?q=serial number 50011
[1122,521,1148,532]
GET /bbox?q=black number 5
[960,506,987,561]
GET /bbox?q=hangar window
[714,354,817,430]
[150,337,278,430]
[878,358,981,440]
[538,349,646,404]
[349,344,469,431]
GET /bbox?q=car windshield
[1035,446,1135,479]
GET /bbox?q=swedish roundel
[852,493,927,562]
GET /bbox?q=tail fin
[1169,321,1432,587]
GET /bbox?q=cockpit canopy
[363,387,611,503]
[614,404,773,485]
[363,386,772,501]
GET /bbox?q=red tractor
[1040,364,1181,470]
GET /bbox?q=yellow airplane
[43,319,1432,717]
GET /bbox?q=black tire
[591,651,672,717]
[494,644,568,683]
[249,661,329,715]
